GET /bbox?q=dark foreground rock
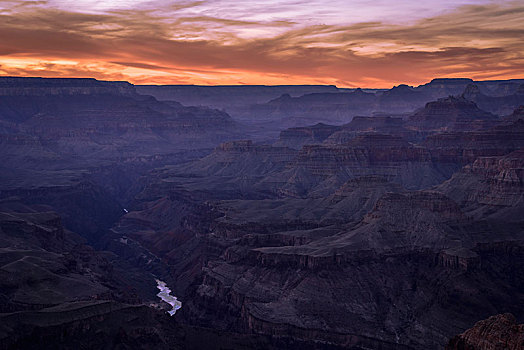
[446,313,524,350]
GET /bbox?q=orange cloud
[0,1,523,87]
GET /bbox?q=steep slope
[4,76,524,350]
[462,83,524,116]
[505,105,524,122]
[275,123,340,149]
[0,77,241,160]
[325,116,420,144]
[182,189,524,349]
[249,89,377,128]
[135,84,344,111]
[289,134,456,191]
[447,313,524,350]
[407,96,498,132]
[436,148,524,221]
[423,119,524,163]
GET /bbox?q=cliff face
[276,123,340,149]
[248,90,378,129]
[447,313,524,350]
[374,84,430,112]
[294,190,469,255]
[0,77,241,158]
[117,147,524,349]
[407,96,498,132]
[158,121,524,203]
[135,84,343,110]
[178,140,298,179]
[4,77,524,350]
[506,105,524,122]
[417,78,476,98]
[0,179,123,242]
[184,218,524,350]
[462,83,524,115]
[437,148,524,221]
[423,120,524,163]
[325,116,422,144]
[0,210,120,312]
[291,134,453,190]
[0,77,137,96]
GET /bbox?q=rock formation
[3,77,524,349]
[447,313,524,350]
[407,96,498,132]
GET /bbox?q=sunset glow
[1,0,523,87]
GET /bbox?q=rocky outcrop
[437,248,480,272]
[505,105,524,122]
[407,96,498,132]
[294,134,429,177]
[0,211,121,312]
[272,190,468,256]
[276,123,340,149]
[462,83,524,116]
[0,179,123,242]
[291,134,453,190]
[375,84,430,113]
[447,313,524,350]
[136,84,342,110]
[0,77,241,158]
[179,140,298,178]
[423,120,524,163]
[418,78,476,98]
[345,116,405,131]
[0,77,136,96]
[325,116,421,144]
[188,235,524,350]
[5,76,524,350]
[436,148,524,221]
[248,89,377,128]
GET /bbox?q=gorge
[0,76,523,349]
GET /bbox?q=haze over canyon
[1,0,524,349]
[0,76,523,349]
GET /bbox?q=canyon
[0,77,523,349]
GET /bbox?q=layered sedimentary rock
[275,123,340,149]
[179,189,524,350]
[0,77,241,159]
[0,210,138,313]
[290,134,454,190]
[136,84,344,110]
[324,116,420,144]
[407,96,498,132]
[436,148,524,221]
[423,120,524,163]
[374,84,429,113]
[4,76,524,350]
[251,190,468,259]
[447,313,524,350]
[506,105,524,122]
[0,77,136,97]
[180,140,298,179]
[210,175,404,237]
[249,89,377,128]
[417,78,477,98]
[0,176,123,242]
[462,83,524,116]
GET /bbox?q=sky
[0,0,523,87]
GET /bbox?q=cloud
[0,1,523,87]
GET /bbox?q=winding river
[155,279,182,316]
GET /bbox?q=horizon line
[3,75,524,90]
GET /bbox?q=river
[155,279,182,316]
